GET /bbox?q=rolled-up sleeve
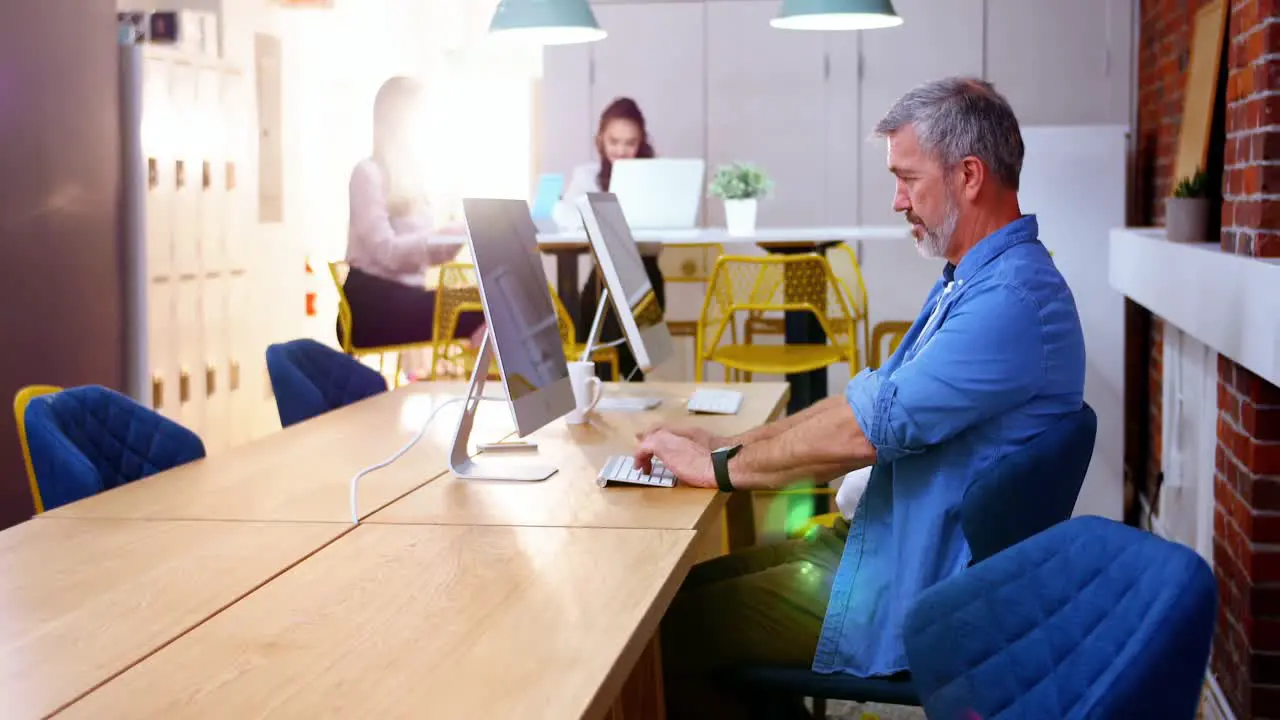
[845,282,1046,464]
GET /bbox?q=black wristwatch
[711,444,743,493]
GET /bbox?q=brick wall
[1136,0,1280,717]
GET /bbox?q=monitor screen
[530,173,563,219]
[461,198,574,435]
[577,192,675,373]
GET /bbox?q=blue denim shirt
[813,215,1085,676]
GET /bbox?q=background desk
[40,382,512,523]
[55,524,696,720]
[1,518,342,719]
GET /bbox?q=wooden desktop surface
[55,524,696,720]
[368,381,788,531]
[1,518,343,719]
[40,382,513,524]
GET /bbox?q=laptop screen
[530,173,564,219]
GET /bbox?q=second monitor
[576,191,675,375]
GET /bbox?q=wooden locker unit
[139,44,260,453]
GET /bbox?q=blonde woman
[339,76,486,364]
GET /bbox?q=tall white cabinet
[136,45,273,455]
[539,0,1134,226]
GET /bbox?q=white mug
[565,361,604,424]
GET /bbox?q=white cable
[348,395,504,524]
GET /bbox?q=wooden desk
[368,382,787,537]
[0,518,343,719]
[57,524,695,720]
[41,383,513,523]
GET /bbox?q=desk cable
[348,395,503,524]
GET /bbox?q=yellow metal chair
[742,243,870,373]
[551,288,621,381]
[329,261,436,386]
[429,262,489,380]
[13,384,62,514]
[870,320,913,369]
[695,255,858,383]
[660,243,726,372]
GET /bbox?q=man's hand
[635,423,727,451]
[634,430,716,488]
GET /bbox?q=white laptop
[608,158,705,230]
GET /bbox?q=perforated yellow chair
[871,320,913,369]
[330,261,436,386]
[695,255,858,383]
[742,243,870,373]
[660,243,726,369]
[429,262,489,380]
[13,384,62,514]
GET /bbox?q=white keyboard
[597,455,677,488]
[686,388,744,415]
[596,396,662,412]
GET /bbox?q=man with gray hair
[633,76,1085,717]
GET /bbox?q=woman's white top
[346,158,456,287]
[553,161,661,258]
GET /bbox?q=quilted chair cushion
[905,515,1216,720]
[266,338,387,428]
[23,385,206,511]
[962,402,1097,563]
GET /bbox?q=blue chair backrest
[266,338,387,428]
[961,402,1097,563]
[905,515,1216,720]
[23,385,206,511]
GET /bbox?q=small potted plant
[709,162,773,236]
[1166,169,1210,243]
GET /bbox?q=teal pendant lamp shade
[771,0,903,30]
[489,0,608,45]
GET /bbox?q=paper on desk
[835,466,873,519]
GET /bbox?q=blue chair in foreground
[23,385,206,512]
[906,515,1216,720]
[266,338,387,428]
[723,402,1098,718]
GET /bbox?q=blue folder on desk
[531,173,564,232]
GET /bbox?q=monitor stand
[449,331,557,482]
[581,290,663,411]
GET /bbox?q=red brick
[1255,585,1280,618]
[1257,232,1280,258]
[1245,403,1280,440]
[1252,476,1280,510]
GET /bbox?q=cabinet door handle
[152,374,164,410]
[225,161,236,191]
[175,159,186,189]
[202,160,212,190]
[206,363,217,396]
[179,369,191,403]
[148,157,159,190]
[229,359,241,391]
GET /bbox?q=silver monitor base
[448,331,557,482]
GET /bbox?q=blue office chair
[906,515,1216,720]
[23,385,206,511]
[723,402,1098,717]
[266,338,387,428]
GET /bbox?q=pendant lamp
[771,0,903,31]
[489,0,607,46]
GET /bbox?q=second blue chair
[266,338,388,428]
[23,385,206,511]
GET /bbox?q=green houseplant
[709,163,773,236]
[1166,169,1210,243]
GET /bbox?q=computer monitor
[530,173,563,233]
[576,192,676,374]
[451,198,575,481]
[608,158,705,229]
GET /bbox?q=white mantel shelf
[1110,228,1280,389]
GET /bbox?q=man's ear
[959,156,985,201]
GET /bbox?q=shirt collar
[941,214,1039,285]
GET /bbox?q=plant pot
[1165,197,1210,243]
[724,198,758,237]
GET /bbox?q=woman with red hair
[555,97,667,381]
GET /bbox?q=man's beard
[908,191,959,259]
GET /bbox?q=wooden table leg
[724,491,758,552]
[607,634,666,720]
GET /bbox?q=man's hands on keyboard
[632,429,717,488]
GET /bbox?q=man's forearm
[727,396,847,446]
[728,399,875,490]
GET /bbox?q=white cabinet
[136,46,272,455]
[591,3,707,162]
[706,0,828,227]
[856,0,985,226]
[985,0,1133,126]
